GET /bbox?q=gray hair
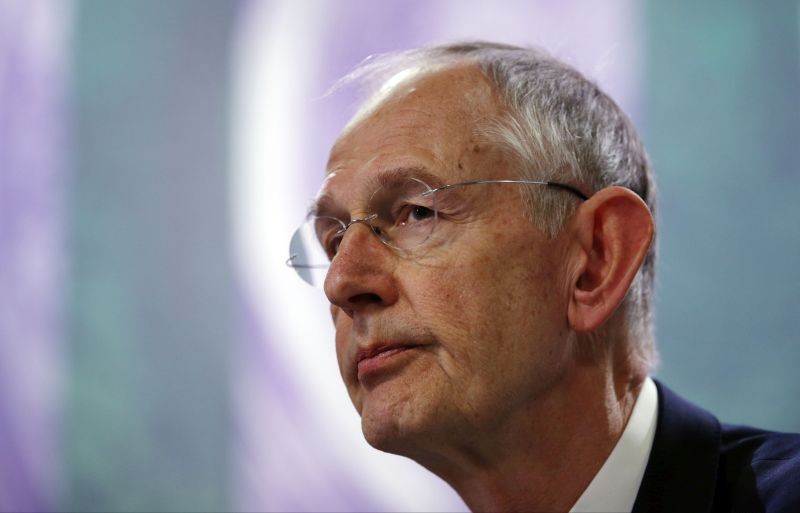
[338,41,657,372]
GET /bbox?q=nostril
[348,292,382,305]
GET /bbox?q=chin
[359,391,432,456]
[362,418,403,453]
[354,356,453,454]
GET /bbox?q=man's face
[321,65,575,456]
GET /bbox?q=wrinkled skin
[321,65,576,461]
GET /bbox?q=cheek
[334,315,366,412]
[430,235,546,325]
[422,231,566,366]
[333,313,354,380]
[331,307,346,355]
[334,332,346,371]
[411,261,510,377]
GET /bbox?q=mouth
[355,343,425,384]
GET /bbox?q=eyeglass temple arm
[286,255,329,269]
[426,179,589,201]
[543,181,589,201]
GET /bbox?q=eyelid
[311,174,443,227]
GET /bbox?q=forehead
[322,64,504,203]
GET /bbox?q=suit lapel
[632,381,722,513]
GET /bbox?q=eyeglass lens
[288,177,438,286]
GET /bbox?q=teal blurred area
[644,1,800,432]
[65,0,235,510]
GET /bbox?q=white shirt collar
[569,377,658,513]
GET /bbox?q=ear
[567,186,654,333]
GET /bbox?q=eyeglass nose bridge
[335,213,390,248]
[336,213,378,234]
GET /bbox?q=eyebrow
[309,165,447,218]
[308,193,337,218]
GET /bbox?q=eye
[327,237,342,259]
[314,218,345,260]
[398,204,435,227]
[324,230,346,259]
[411,205,435,221]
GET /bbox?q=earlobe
[567,187,654,333]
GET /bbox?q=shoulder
[634,381,800,513]
[720,423,800,512]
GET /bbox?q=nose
[324,222,399,318]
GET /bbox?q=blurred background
[1,0,798,511]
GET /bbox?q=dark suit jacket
[632,381,800,513]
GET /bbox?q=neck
[418,365,644,512]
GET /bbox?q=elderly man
[287,42,799,512]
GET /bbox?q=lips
[356,343,418,363]
[355,343,423,383]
